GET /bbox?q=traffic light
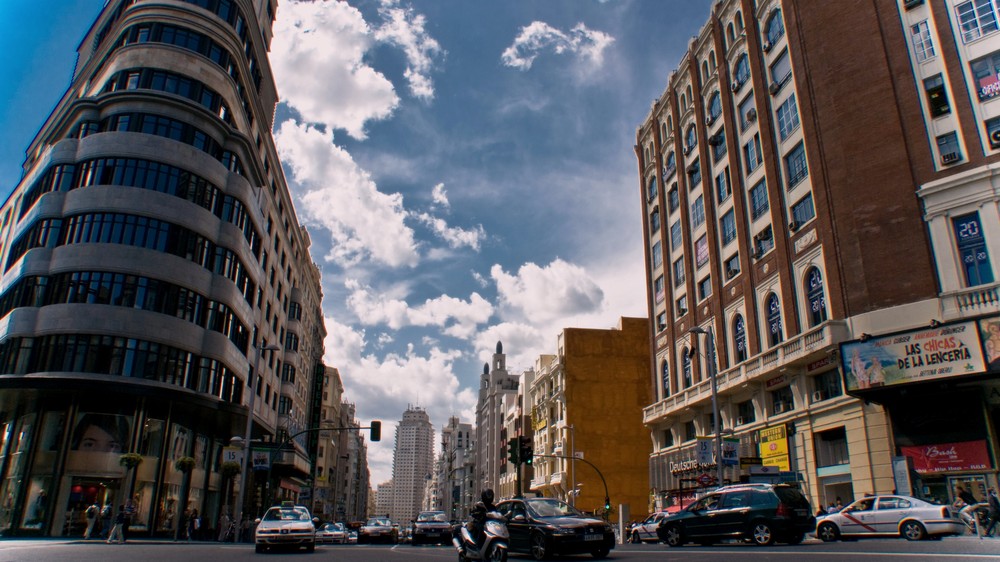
[507,437,520,464]
[604,497,611,511]
[519,435,533,465]
[370,420,381,442]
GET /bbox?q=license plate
[584,534,602,541]
[426,532,439,536]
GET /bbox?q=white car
[816,495,965,541]
[629,511,671,543]
[254,503,318,553]
[317,522,348,544]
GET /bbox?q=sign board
[223,446,243,466]
[696,437,713,465]
[758,425,789,471]
[697,473,714,487]
[252,449,270,471]
[721,437,739,466]
[900,440,991,474]
[892,456,914,497]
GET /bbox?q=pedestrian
[217,509,231,542]
[100,504,113,538]
[187,509,200,541]
[985,488,1000,537]
[123,494,138,543]
[84,501,100,539]
[106,505,126,544]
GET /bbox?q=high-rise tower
[389,406,434,523]
[0,0,326,537]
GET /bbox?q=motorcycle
[452,511,508,562]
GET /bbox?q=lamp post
[234,342,281,532]
[690,326,723,487]
[569,424,576,506]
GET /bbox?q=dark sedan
[411,510,452,545]
[358,517,397,544]
[496,497,614,560]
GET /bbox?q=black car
[496,497,615,560]
[358,517,397,544]
[411,510,452,545]
[656,483,815,546]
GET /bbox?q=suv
[656,484,815,547]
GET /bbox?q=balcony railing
[643,321,849,425]
[944,282,1000,315]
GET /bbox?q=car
[629,511,671,543]
[316,522,349,544]
[347,530,358,544]
[411,510,452,545]
[358,517,398,544]
[815,495,965,542]
[656,483,815,547]
[496,496,615,560]
[254,502,319,553]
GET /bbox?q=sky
[0,0,714,486]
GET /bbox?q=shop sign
[807,356,835,372]
[722,437,739,466]
[758,425,789,471]
[669,458,714,476]
[840,321,987,392]
[740,456,763,468]
[252,449,270,470]
[696,437,713,465]
[899,440,991,474]
[765,374,786,388]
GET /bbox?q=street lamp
[689,326,723,487]
[234,341,281,531]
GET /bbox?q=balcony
[643,321,849,426]
[942,282,999,315]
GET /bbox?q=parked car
[316,522,349,544]
[630,511,671,543]
[254,502,318,553]
[496,496,615,560]
[411,510,452,545]
[656,483,815,547]
[816,495,965,541]
[358,517,397,544]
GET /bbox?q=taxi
[254,502,319,553]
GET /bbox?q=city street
[2,538,1000,562]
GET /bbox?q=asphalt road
[2,537,1000,562]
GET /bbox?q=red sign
[900,440,992,474]
[697,473,714,486]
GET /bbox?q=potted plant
[221,461,241,479]
[174,456,196,473]
[119,453,144,469]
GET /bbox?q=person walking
[106,506,126,544]
[187,509,200,541]
[83,502,100,539]
[985,489,1000,537]
[99,504,113,539]
[122,495,138,543]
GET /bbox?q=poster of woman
[981,318,1000,372]
[66,413,132,474]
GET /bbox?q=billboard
[758,425,789,471]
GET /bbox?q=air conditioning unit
[903,0,924,8]
[812,391,826,403]
[709,134,723,146]
[751,248,763,260]
[684,144,694,155]
[725,266,738,278]
[788,220,800,232]
[705,115,715,126]
[990,129,1000,148]
[678,307,688,316]
[941,151,961,165]
[731,81,741,92]
[762,40,773,53]
[773,402,787,414]
[747,108,757,122]
[768,82,781,96]
[736,416,745,426]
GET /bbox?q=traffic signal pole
[536,454,611,520]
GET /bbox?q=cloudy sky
[0,0,712,485]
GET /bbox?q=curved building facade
[0,0,326,537]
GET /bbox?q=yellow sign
[757,425,789,471]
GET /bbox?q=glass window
[698,276,712,300]
[744,134,763,174]
[785,142,809,187]
[791,192,816,225]
[664,152,676,178]
[711,128,727,163]
[910,20,936,61]
[654,276,665,302]
[737,398,754,423]
[652,241,663,267]
[956,0,999,43]
[686,126,697,153]
[695,235,709,268]
[815,370,842,401]
[650,208,661,233]
[770,384,794,413]
[716,167,731,202]
[725,254,741,280]
[676,294,688,317]
[688,158,701,186]
[734,53,750,85]
[750,179,769,220]
[805,267,828,327]
[720,210,737,245]
[953,213,995,286]
[673,257,685,287]
[691,196,705,227]
[670,220,682,250]
[708,92,722,121]
[647,176,658,201]
[766,293,783,347]
[937,132,962,164]
[756,225,775,255]
[776,94,799,141]
[668,186,679,212]
[657,312,668,332]
[682,350,693,388]
[738,94,756,131]
[733,314,748,362]
[969,50,1000,101]
[661,360,670,397]
[765,9,784,45]
[923,74,950,117]
[684,419,696,441]
[769,49,791,85]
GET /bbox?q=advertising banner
[252,449,270,471]
[696,437,713,465]
[841,322,986,392]
[722,437,739,466]
[758,425,789,471]
[899,440,991,474]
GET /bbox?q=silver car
[816,495,965,541]
[317,522,348,544]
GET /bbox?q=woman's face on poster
[78,424,123,453]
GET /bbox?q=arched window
[805,267,828,327]
[727,23,735,44]
[680,93,687,110]
[686,85,693,102]
[650,207,660,233]
[682,348,693,388]
[709,51,717,70]
[686,126,697,151]
[667,116,673,130]
[661,122,668,143]
[702,62,710,84]
[648,176,658,201]
[766,293,783,347]
[734,53,750,84]
[733,314,748,363]
[765,9,785,45]
[708,92,722,120]
[661,359,671,399]
[735,11,744,32]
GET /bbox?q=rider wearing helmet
[469,489,497,548]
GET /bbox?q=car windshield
[366,518,391,526]
[417,512,448,522]
[525,498,584,518]
[263,508,310,522]
[323,523,344,531]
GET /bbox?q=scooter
[452,511,508,562]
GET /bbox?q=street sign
[697,473,714,486]
[223,446,243,466]
[696,437,713,465]
[722,437,739,466]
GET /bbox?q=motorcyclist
[468,488,497,549]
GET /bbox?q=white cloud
[491,258,604,323]
[271,0,399,140]
[345,279,494,339]
[431,183,449,208]
[501,21,615,71]
[275,121,420,268]
[414,212,486,251]
[375,0,444,101]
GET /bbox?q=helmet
[481,489,495,504]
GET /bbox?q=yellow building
[528,317,651,523]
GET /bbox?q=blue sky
[0,0,713,483]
